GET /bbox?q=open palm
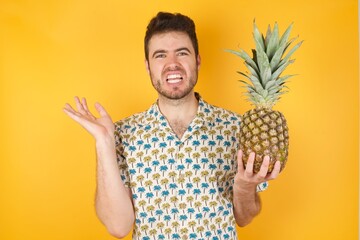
[63,97,114,141]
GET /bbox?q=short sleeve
[256,182,268,192]
[114,128,131,188]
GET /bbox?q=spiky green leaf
[279,23,293,47]
[280,40,303,65]
[237,71,263,93]
[237,71,250,79]
[225,49,259,73]
[253,20,265,51]
[268,87,280,95]
[272,59,295,81]
[266,22,279,60]
[264,79,277,90]
[283,36,298,53]
[250,91,265,103]
[244,62,260,80]
[269,26,290,71]
[265,24,272,46]
[269,45,286,71]
[256,49,272,86]
[226,21,302,108]
[249,75,264,92]
[276,74,295,85]
[239,80,255,90]
[261,89,269,97]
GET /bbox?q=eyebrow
[151,47,192,58]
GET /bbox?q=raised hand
[63,97,115,141]
[234,150,281,191]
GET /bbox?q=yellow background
[0,0,358,239]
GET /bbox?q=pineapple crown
[226,21,303,109]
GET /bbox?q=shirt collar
[143,92,216,133]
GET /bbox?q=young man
[64,12,281,240]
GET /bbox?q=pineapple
[227,21,302,173]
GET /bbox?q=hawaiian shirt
[114,94,267,240]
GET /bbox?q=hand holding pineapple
[227,21,303,173]
[232,150,281,226]
[234,150,281,192]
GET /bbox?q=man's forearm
[95,137,135,238]
[233,187,261,227]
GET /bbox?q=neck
[157,92,199,138]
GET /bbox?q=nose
[165,53,180,70]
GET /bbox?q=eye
[155,53,166,59]
[177,51,189,56]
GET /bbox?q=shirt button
[182,235,188,240]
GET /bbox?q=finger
[63,103,77,114]
[81,98,96,120]
[237,150,245,174]
[95,102,110,118]
[74,96,87,115]
[82,97,90,113]
[267,160,281,180]
[257,155,270,178]
[63,105,96,130]
[245,152,255,175]
[63,106,81,122]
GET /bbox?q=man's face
[145,31,201,100]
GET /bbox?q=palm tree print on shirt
[114,94,267,240]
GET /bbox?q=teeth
[168,79,181,83]
[167,74,182,80]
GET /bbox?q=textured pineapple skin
[240,108,289,173]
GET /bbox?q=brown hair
[144,12,199,61]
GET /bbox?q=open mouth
[166,74,183,83]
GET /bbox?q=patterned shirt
[114,94,267,240]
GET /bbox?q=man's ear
[197,55,201,70]
[144,59,150,75]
